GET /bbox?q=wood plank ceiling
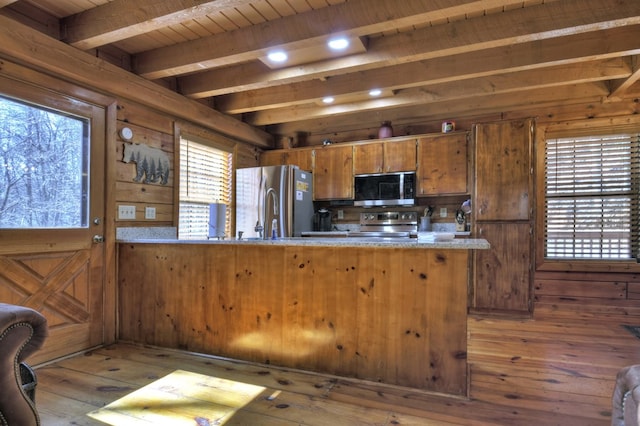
[2,0,640,147]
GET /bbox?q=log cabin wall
[1,2,640,351]
[533,115,640,321]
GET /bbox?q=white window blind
[179,137,232,240]
[545,133,640,259]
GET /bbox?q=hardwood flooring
[35,312,639,425]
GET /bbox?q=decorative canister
[378,121,393,138]
[442,121,455,133]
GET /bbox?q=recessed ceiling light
[328,38,350,50]
[267,51,288,62]
[322,96,335,104]
[369,89,382,97]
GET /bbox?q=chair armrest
[612,365,640,426]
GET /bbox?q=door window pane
[0,96,89,228]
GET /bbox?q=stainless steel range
[351,211,418,237]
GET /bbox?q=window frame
[176,123,236,240]
[536,121,640,273]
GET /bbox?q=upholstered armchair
[612,365,640,426]
[0,303,48,426]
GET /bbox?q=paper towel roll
[208,203,227,238]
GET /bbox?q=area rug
[622,325,640,339]
[87,370,266,425]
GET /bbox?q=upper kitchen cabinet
[416,132,469,196]
[313,145,354,200]
[474,120,533,221]
[260,148,313,172]
[259,150,284,166]
[353,138,417,175]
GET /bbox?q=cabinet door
[313,145,353,200]
[259,150,284,166]
[416,133,468,196]
[284,149,313,172]
[383,139,416,172]
[473,222,532,313]
[353,142,383,174]
[475,120,532,221]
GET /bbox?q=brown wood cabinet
[259,148,313,171]
[473,222,532,313]
[416,132,468,196]
[353,139,416,175]
[472,119,533,314]
[474,121,531,221]
[313,145,354,200]
[259,150,284,166]
[118,242,470,396]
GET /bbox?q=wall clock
[119,127,133,141]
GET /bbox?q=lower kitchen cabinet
[472,222,532,314]
[118,242,471,396]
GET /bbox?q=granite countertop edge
[116,237,490,249]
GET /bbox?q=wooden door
[417,133,468,196]
[473,222,532,313]
[383,139,416,172]
[259,150,284,166]
[0,76,107,363]
[474,120,532,221]
[313,145,354,200]
[284,148,313,172]
[354,142,384,174]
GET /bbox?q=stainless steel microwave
[354,172,416,207]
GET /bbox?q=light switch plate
[118,205,136,220]
[440,207,447,218]
[145,206,156,220]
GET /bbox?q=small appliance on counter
[313,208,332,232]
[235,165,313,239]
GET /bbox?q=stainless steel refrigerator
[235,165,313,239]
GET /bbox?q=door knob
[92,235,105,243]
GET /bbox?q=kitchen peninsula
[117,237,488,396]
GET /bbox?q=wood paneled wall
[114,100,260,228]
[115,100,175,227]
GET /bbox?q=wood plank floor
[34,313,639,425]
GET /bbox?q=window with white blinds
[178,136,232,240]
[545,133,640,259]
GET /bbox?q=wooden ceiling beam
[178,0,640,98]
[0,15,272,148]
[608,56,640,100]
[133,0,554,79]
[215,23,640,113]
[61,0,255,50]
[245,68,615,126]
[270,84,609,136]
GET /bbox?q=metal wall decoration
[122,143,170,185]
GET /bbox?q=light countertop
[117,236,489,249]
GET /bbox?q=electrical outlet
[145,206,156,220]
[440,207,447,218]
[118,205,136,220]
[337,209,344,219]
